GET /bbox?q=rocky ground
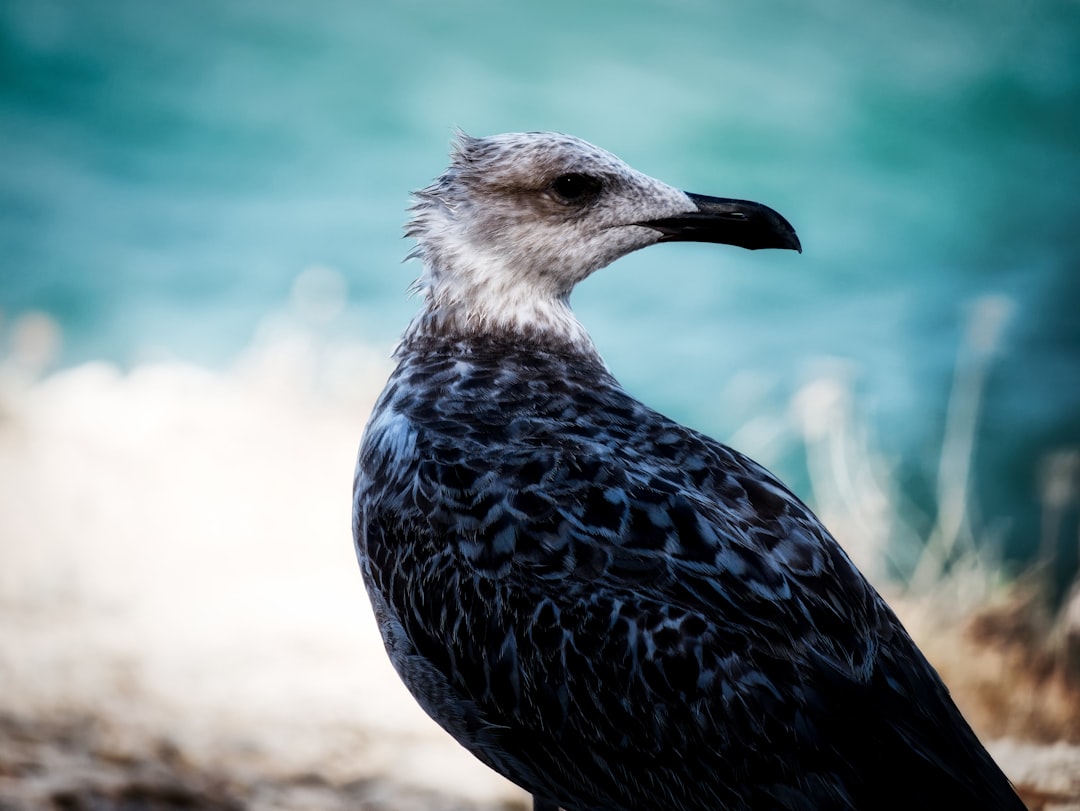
[2,622,1078,811]
[0,712,525,811]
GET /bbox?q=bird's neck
[401,258,602,362]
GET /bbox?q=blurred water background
[2,1,1079,587]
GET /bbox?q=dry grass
[896,581,1080,745]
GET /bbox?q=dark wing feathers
[355,342,1025,811]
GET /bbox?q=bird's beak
[638,192,801,253]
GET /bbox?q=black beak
[639,192,801,253]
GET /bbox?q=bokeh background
[1,0,1078,808]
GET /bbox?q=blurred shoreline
[0,319,1078,809]
[0,321,529,810]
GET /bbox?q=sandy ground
[0,326,1077,810]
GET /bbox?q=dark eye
[551,173,600,202]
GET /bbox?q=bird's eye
[551,173,599,202]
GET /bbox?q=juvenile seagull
[353,132,1025,811]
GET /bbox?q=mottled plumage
[353,132,1025,810]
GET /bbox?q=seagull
[353,132,1026,811]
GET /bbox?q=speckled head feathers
[403,131,696,350]
[401,131,802,354]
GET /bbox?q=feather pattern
[353,132,1026,810]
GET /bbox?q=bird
[352,131,1026,811]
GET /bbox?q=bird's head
[405,131,800,348]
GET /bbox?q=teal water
[1,0,1078,577]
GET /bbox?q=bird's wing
[360,416,1024,811]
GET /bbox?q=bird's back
[355,335,1024,811]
